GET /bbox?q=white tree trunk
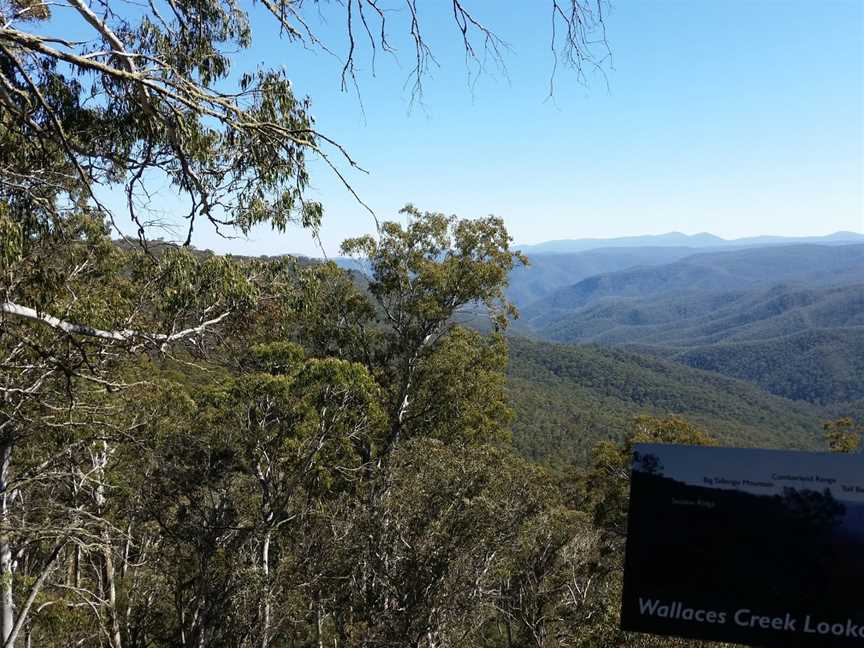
[1,441,14,646]
[93,442,122,648]
[261,530,271,648]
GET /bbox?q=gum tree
[0,1,609,644]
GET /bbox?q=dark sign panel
[621,444,864,647]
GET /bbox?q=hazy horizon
[261,230,864,260]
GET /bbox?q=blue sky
[112,1,864,256]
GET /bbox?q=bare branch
[1,301,232,346]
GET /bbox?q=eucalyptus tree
[341,206,527,453]
[0,1,610,644]
[125,344,383,648]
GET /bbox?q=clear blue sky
[115,1,864,257]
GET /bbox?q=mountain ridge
[522,244,864,319]
[516,231,864,254]
[516,245,864,406]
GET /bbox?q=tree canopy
[0,2,783,647]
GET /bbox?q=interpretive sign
[621,444,864,647]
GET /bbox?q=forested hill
[663,327,864,405]
[506,336,830,466]
[522,244,864,319]
[504,246,701,309]
[513,244,864,407]
[529,283,864,403]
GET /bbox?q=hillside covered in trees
[505,337,833,466]
[515,245,864,408]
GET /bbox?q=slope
[507,246,702,309]
[523,244,864,326]
[506,336,832,467]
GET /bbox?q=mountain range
[515,230,864,254]
[514,243,864,407]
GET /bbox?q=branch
[1,302,232,345]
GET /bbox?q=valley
[501,233,864,465]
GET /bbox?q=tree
[341,205,527,452]
[824,417,861,454]
[1,2,612,644]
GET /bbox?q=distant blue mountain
[516,231,864,254]
[518,244,864,404]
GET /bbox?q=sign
[621,444,864,647]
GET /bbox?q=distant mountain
[516,231,864,255]
[506,337,830,465]
[518,245,864,405]
[536,283,864,346]
[667,327,864,405]
[506,246,704,309]
[522,244,864,322]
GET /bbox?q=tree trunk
[93,442,122,648]
[261,530,271,648]
[1,441,14,646]
[4,540,64,648]
[102,535,122,648]
[68,458,81,589]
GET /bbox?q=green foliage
[341,204,527,333]
[506,336,828,466]
[246,341,306,375]
[0,1,323,242]
[406,327,513,445]
[279,261,379,364]
[824,417,862,453]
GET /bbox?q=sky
[108,1,864,257]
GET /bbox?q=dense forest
[514,245,864,409]
[5,203,769,645]
[505,337,832,467]
[0,1,859,647]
